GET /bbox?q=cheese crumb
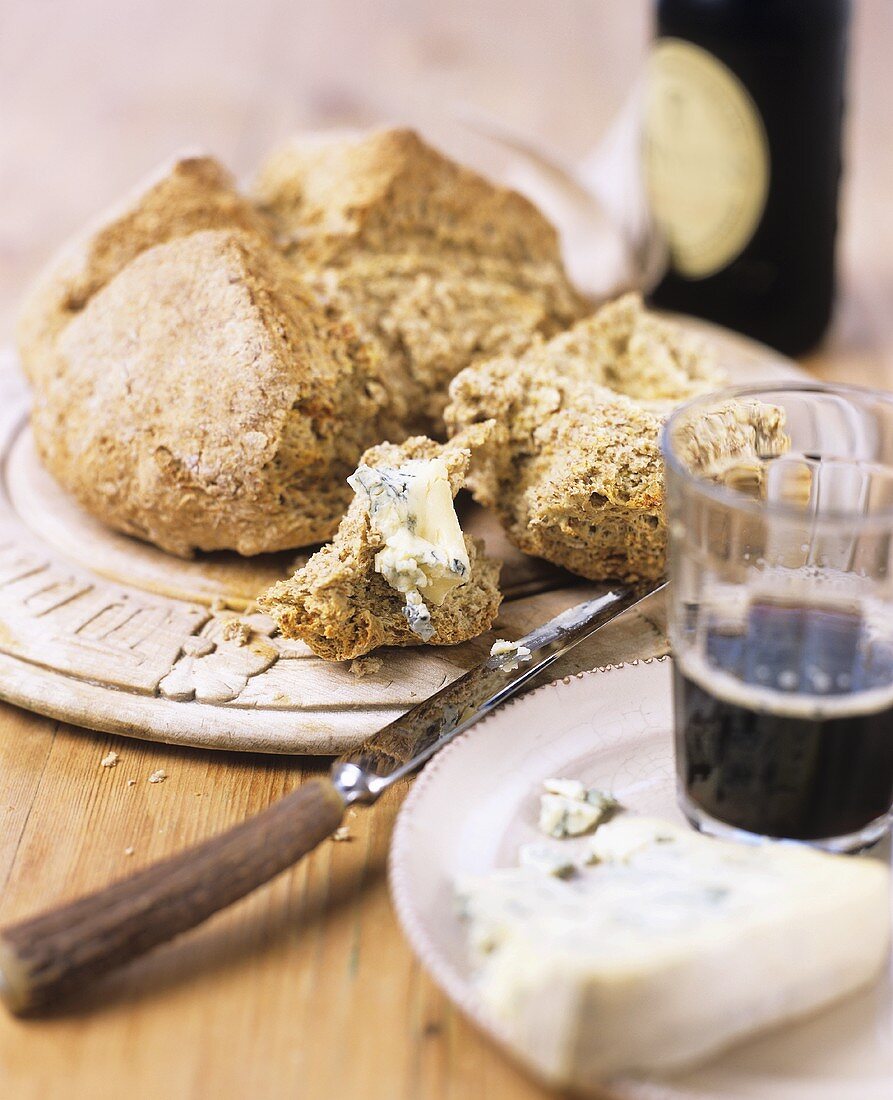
[100,751,120,768]
[490,639,532,670]
[148,769,168,784]
[127,778,137,787]
[543,777,586,800]
[538,778,620,838]
[124,846,135,856]
[349,655,384,679]
[519,843,576,878]
[332,826,351,842]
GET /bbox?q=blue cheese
[518,843,576,879]
[348,457,470,640]
[457,817,890,1087]
[538,777,619,838]
[489,639,532,670]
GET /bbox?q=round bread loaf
[31,229,388,556]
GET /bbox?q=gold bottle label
[644,38,770,279]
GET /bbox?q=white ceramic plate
[389,658,893,1100]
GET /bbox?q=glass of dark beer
[663,383,893,852]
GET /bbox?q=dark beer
[675,600,893,843]
[646,0,851,355]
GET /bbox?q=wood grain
[0,1,891,1097]
[0,777,346,1014]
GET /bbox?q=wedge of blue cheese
[456,817,890,1087]
[348,456,470,640]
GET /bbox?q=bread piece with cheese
[457,816,890,1087]
[253,127,585,433]
[258,426,502,660]
[17,155,273,382]
[445,295,782,583]
[30,229,389,556]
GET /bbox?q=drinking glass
[662,383,893,852]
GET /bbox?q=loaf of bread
[253,128,585,434]
[444,295,727,583]
[258,427,502,660]
[19,132,583,557]
[31,228,389,556]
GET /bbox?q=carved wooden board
[0,326,801,753]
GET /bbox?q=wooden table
[1,2,891,1097]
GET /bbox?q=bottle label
[644,38,770,279]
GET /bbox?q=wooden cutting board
[0,325,801,754]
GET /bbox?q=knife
[0,579,665,1014]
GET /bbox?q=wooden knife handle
[0,777,345,1015]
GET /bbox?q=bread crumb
[124,846,135,856]
[181,635,216,658]
[348,655,383,678]
[332,826,351,842]
[100,751,120,768]
[148,769,168,784]
[126,778,137,787]
[222,618,252,646]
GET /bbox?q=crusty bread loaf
[31,229,389,556]
[253,128,585,433]
[258,427,502,661]
[444,295,727,583]
[19,133,585,557]
[17,155,272,383]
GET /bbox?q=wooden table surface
[1,2,891,1097]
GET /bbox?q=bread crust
[17,155,272,383]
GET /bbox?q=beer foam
[677,646,893,720]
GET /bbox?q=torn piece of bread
[258,426,502,661]
[253,128,585,433]
[564,292,724,406]
[17,155,273,382]
[30,229,389,556]
[445,295,743,583]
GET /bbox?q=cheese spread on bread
[349,456,470,640]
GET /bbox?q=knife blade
[331,578,666,803]
[0,578,665,1013]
